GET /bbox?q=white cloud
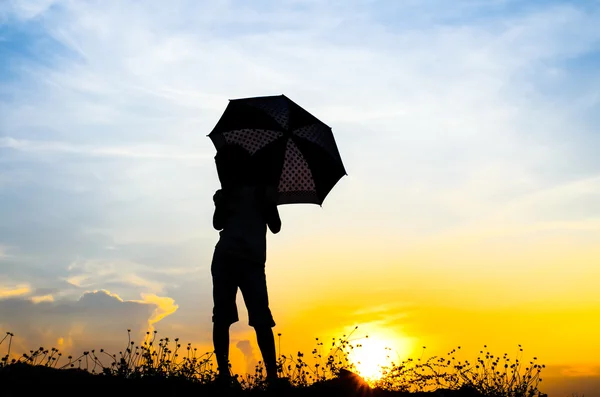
[492,174,600,223]
[1,0,61,20]
[0,137,210,161]
[1,2,597,252]
[66,258,166,297]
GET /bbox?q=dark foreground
[0,364,495,397]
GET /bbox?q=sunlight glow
[348,336,393,381]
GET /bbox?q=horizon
[1,1,600,396]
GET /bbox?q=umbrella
[209,94,346,205]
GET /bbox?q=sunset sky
[1,1,600,395]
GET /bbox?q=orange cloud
[30,294,54,304]
[139,293,179,333]
[0,284,31,299]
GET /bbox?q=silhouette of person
[211,145,281,383]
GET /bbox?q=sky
[1,0,600,395]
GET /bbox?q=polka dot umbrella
[208,94,347,205]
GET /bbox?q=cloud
[140,293,179,333]
[3,0,599,246]
[65,258,166,296]
[542,365,600,397]
[0,284,31,299]
[30,294,54,303]
[0,283,56,304]
[491,174,600,225]
[0,0,61,21]
[0,290,177,355]
[236,339,258,374]
[0,137,210,161]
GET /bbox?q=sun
[348,336,392,381]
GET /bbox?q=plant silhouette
[0,329,548,396]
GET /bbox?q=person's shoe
[266,376,292,391]
[214,373,243,392]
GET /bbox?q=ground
[0,363,491,397]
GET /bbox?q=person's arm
[266,204,281,234]
[213,190,227,230]
[264,186,281,234]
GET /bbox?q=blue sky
[1,1,600,394]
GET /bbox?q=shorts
[211,244,276,328]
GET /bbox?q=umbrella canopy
[209,94,346,205]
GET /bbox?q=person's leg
[211,247,240,379]
[254,326,277,379]
[213,322,231,377]
[239,263,277,379]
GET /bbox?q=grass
[0,328,547,396]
